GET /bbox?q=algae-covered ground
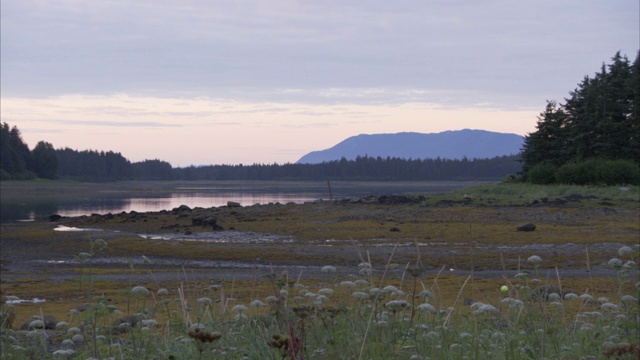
[1,181,638,330]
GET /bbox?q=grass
[1,243,638,359]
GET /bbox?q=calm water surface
[1,181,486,222]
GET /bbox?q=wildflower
[53,349,75,356]
[28,320,44,329]
[620,295,638,303]
[157,288,169,295]
[597,297,610,304]
[385,300,410,311]
[549,301,563,308]
[369,288,383,296]
[527,255,542,264]
[548,293,561,301]
[71,334,84,342]
[189,323,205,331]
[417,303,437,313]
[250,300,266,308]
[280,289,288,297]
[235,314,248,321]
[608,258,623,268]
[318,288,334,295]
[419,290,435,299]
[515,272,529,278]
[383,285,399,293]
[579,323,595,331]
[316,295,330,303]
[564,293,579,300]
[601,303,619,311]
[61,339,74,347]
[340,281,356,287]
[55,321,69,329]
[130,286,149,296]
[67,327,81,334]
[618,246,633,256]
[196,297,213,305]
[352,292,369,300]
[304,292,317,298]
[321,265,337,273]
[265,296,279,304]
[232,305,248,313]
[579,294,594,302]
[355,279,369,286]
[141,319,157,327]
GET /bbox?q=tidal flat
[0,181,638,358]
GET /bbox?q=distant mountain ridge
[296,129,524,164]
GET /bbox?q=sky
[1,1,638,167]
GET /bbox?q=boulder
[48,214,62,222]
[227,201,242,208]
[20,314,58,330]
[517,223,536,232]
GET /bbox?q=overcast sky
[2,1,638,166]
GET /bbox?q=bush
[555,159,640,185]
[0,169,11,181]
[526,162,558,185]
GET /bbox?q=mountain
[296,129,524,164]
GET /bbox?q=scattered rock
[517,223,536,232]
[20,314,58,330]
[48,214,62,222]
[227,201,242,208]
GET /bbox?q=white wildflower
[608,258,623,268]
[157,288,169,295]
[340,281,356,287]
[417,303,437,313]
[318,288,334,295]
[250,300,266,308]
[265,296,279,304]
[352,292,369,300]
[527,255,543,264]
[618,246,633,256]
[196,297,213,305]
[321,265,337,273]
[601,303,619,311]
[355,279,370,286]
[385,300,410,311]
[564,293,579,300]
[232,305,248,313]
[130,286,149,296]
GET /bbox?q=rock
[517,223,536,232]
[20,314,58,330]
[48,214,62,222]
[173,205,192,213]
[389,227,400,232]
[227,201,242,208]
[192,216,217,227]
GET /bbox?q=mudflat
[2,186,638,285]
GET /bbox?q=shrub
[556,159,640,185]
[526,162,558,185]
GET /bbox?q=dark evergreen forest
[521,51,640,185]
[1,122,521,182]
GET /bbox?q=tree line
[521,51,640,185]
[1,122,521,182]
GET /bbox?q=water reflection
[1,181,484,223]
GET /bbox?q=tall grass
[1,244,638,359]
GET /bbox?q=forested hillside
[0,121,521,182]
[521,51,640,185]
